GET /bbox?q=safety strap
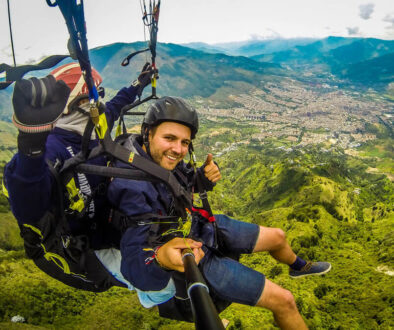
[188,144,218,248]
[45,159,72,237]
[192,207,215,223]
[81,119,95,158]
[110,209,178,232]
[74,164,161,183]
[59,132,192,216]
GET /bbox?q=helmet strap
[142,126,152,157]
[188,142,197,170]
[66,94,90,115]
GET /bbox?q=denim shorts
[199,214,265,306]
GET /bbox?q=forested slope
[0,119,392,329]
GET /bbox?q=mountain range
[0,36,393,121]
[89,42,283,98]
[183,37,319,56]
[249,37,394,84]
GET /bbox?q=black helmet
[142,96,199,139]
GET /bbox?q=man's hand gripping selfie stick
[182,249,225,330]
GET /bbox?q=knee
[276,289,297,314]
[254,227,288,252]
[271,228,286,249]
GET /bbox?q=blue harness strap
[49,0,98,102]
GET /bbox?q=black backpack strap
[46,159,71,236]
[81,118,95,158]
[110,209,178,232]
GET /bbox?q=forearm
[120,226,173,292]
[4,153,54,224]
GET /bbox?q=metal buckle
[61,235,70,248]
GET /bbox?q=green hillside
[337,52,394,85]
[329,39,394,65]
[0,36,392,327]
[0,121,17,163]
[0,90,13,122]
[0,117,392,329]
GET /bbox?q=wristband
[154,246,172,271]
[17,131,49,157]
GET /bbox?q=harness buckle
[199,191,208,199]
[61,235,70,248]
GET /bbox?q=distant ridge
[184,38,319,56]
[250,36,394,87]
[89,42,283,97]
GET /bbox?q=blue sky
[1,0,393,64]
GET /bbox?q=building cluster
[195,80,392,149]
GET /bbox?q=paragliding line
[7,0,16,66]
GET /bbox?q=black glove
[12,75,70,156]
[132,62,159,97]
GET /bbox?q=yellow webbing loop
[23,226,86,278]
[161,209,192,238]
[22,224,69,272]
[128,151,135,163]
[95,113,108,140]
[23,224,43,239]
[2,180,9,198]
[44,252,71,274]
[65,178,85,213]
[115,122,122,138]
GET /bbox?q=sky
[0,0,393,65]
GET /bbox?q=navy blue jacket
[4,85,138,248]
[107,134,215,291]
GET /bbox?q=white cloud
[249,30,282,40]
[0,45,12,58]
[383,14,394,29]
[347,27,360,36]
[1,0,394,63]
[359,3,375,20]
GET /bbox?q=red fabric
[50,63,102,97]
[192,207,215,222]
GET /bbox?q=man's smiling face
[148,121,191,170]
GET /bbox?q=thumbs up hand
[203,153,221,183]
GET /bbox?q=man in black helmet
[108,96,330,329]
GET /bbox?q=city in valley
[195,79,393,150]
